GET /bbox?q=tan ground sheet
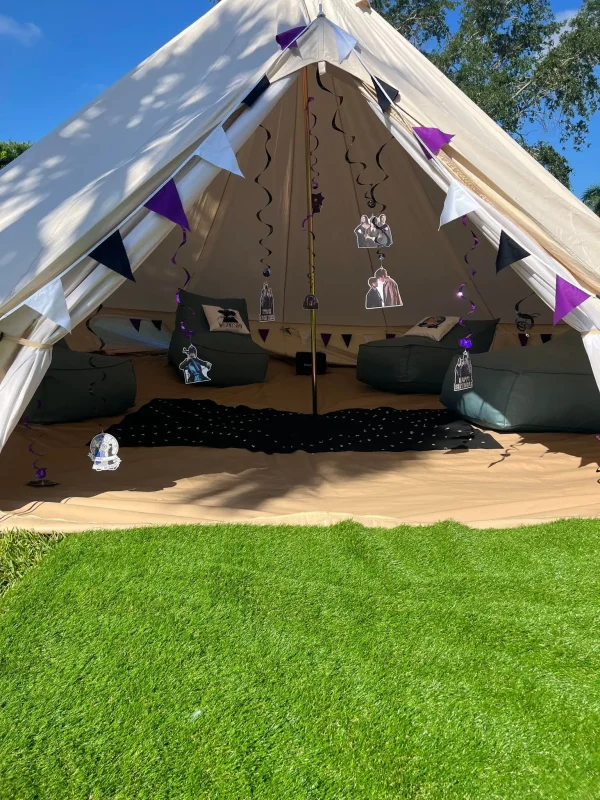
[1,357,599,532]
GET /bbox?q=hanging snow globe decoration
[89,433,122,471]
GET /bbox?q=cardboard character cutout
[365,266,403,309]
[179,344,212,385]
[259,281,275,322]
[454,351,473,391]
[89,433,121,472]
[355,214,393,248]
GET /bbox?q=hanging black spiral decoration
[254,124,273,278]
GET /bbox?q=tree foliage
[582,184,600,216]
[374,0,600,187]
[0,140,31,171]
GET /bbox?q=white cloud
[0,14,42,46]
[551,7,579,46]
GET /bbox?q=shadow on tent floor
[0,356,599,532]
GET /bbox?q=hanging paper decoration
[258,329,270,343]
[366,258,402,309]
[439,180,480,229]
[341,334,352,348]
[553,275,590,325]
[179,345,212,385]
[354,215,393,248]
[321,333,332,348]
[89,433,121,472]
[90,231,135,282]
[22,412,59,487]
[514,293,538,336]
[243,75,271,108]
[312,192,325,214]
[24,278,71,331]
[372,77,399,113]
[454,351,473,392]
[496,231,531,273]
[276,26,307,49]
[303,294,319,310]
[193,125,244,178]
[518,334,529,347]
[130,318,142,333]
[386,333,396,339]
[259,282,275,322]
[331,23,358,62]
[254,124,274,294]
[145,179,190,231]
[413,127,454,160]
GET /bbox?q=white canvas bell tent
[1,0,600,452]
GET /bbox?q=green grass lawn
[1,520,600,799]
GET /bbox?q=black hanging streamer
[456,216,480,348]
[85,304,106,353]
[88,355,108,426]
[254,124,273,277]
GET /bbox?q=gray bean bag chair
[168,290,269,387]
[25,344,137,424]
[356,319,499,394]
[440,329,600,433]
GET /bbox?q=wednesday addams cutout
[179,345,212,385]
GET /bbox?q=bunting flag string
[130,319,142,333]
[321,333,332,348]
[276,26,307,50]
[413,127,454,160]
[363,333,375,343]
[341,333,353,348]
[193,125,244,178]
[331,23,358,62]
[496,231,530,273]
[24,277,71,331]
[553,275,590,325]
[540,334,553,344]
[243,75,271,108]
[439,180,480,229]
[151,320,163,332]
[258,329,270,343]
[518,334,529,347]
[90,231,135,282]
[372,77,399,114]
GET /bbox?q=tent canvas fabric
[1,0,600,453]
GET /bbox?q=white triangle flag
[300,330,310,345]
[331,23,358,62]
[439,180,480,229]
[194,125,244,178]
[364,334,375,343]
[25,278,71,331]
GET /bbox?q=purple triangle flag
[553,275,590,325]
[341,333,352,348]
[518,333,529,347]
[321,333,332,348]
[276,26,307,50]
[145,179,190,231]
[413,127,454,159]
[130,318,141,333]
[258,329,269,343]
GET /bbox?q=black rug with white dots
[106,399,501,453]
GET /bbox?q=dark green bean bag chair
[168,290,269,387]
[440,330,600,433]
[356,319,499,394]
[25,343,136,424]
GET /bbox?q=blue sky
[1,0,597,197]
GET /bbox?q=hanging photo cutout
[365,266,403,309]
[354,214,393,248]
[179,345,212,385]
[89,433,121,472]
[454,351,473,392]
[259,281,275,322]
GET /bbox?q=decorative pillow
[403,316,460,342]
[202,305,250,335]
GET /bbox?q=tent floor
[1,357,599,532]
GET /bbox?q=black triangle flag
[90,231,135,281]
[373,77,399,113]
[130,318,141,332]
[243,75,270,108]
[496,231,530,273]
[151,320,163,331]
[540,333,553,344]
[341,334,352,348]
